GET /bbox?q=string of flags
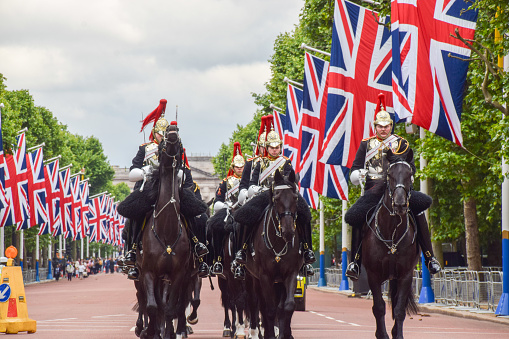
[0,108,124,247]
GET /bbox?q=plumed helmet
[258,132,266,147]
[140,99,168,141]
[373,93,393,127]
[228,142,245,177]
[266,128,282,148]
[231,142,245,168]
[152,117,169,138]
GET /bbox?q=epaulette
[362,136,376,142]
[141,142,152,146]
[193,181,200,192]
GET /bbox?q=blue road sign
[0,284,11,302]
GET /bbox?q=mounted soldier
[208,142,245,275]
[119,99,208,280]
[344,96,441,281]
[233,119,316,280]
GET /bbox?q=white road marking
[308,310,361,327]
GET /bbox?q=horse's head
[271,169,298,242]
[159,124,183,169]
[386,150,412,216]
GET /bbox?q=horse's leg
[218,277,232,337]
[280,273,298,339]
[391,273,414,339]
[367,274,389,339]
[187,276,201,325]
[258,275,276,339]
[141,271,159,339]
[175,275,193,338]
[245,276,260,339]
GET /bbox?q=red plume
[182,148,190,168]
[227,142,243,177]
[375,93,386,117]
[255,116,267,156]
[140,99,167,133]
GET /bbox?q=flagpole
[44,155,61,164]
[59,234,62,259]
[283,77,303,88]
[300,43,331,57]
[27,142,45,152]
[339,199,349,290]
[87,236,89,258]
[47,240,53,280]
[318,199,326,287]
[269,104,282,112]
[81,237,84,260]
[35,234,40,282]
[0,104,4,258]
[20,229,24,270]
[419,127,435,303]
[496,50,509,316]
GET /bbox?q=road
[13,272,508,338]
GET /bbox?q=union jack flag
[297,52,348,203]
[88,194,107,243]
[282,84,303,168]
[58,167,73,238]
[0,109,7,225]
[80,180,90,237]
[320,0,393,168]
[44,159,61,236]
[70,175,82,240]
[391,0,477,146]
[102,195,112,243]
[0,133,30,229]
[26,147,48,231]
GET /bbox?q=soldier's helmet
[265,127,282,148]
[231,142,245,169]
[373,93,392,127]
[373,110,392,127]
[258,132,267,148]
[152,117,169,139]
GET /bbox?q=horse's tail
[389,280,418,318]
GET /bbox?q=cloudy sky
[1,0,303,167]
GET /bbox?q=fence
[307,266,504,313]
[22,268,52,285]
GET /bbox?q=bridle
[271,184,297,233]
[385,161,412,216]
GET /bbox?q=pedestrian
[54,265,60,282]
[110,258,115,274]
[66,261,74,281]
[78,262,85,280]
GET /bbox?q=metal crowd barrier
[22,267,52,285]
[308,266,503,313]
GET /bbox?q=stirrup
[198,262,209,278]
[124,250,136,266]
[212,261,223,275]
[127,267,139,281]
[194,242,209,258]
[303,249,316,264]
[345,262,360,281]
[234,266,245,280]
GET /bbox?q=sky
[0,0,303,167]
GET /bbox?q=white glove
[225,201,233,209]
[213,201,226,213]
[350,169,367,186]
[238,189,248,206]
[128,168,144,182]
[248,185,261,198]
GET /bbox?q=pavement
[309,285,509,327]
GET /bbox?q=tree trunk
[463,196,482,270]
[42,246,48,268]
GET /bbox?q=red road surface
[12,273,508,338]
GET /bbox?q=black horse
[362,153,419,339]
[138,124,193,339]
[244,169,302,339]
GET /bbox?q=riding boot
[298,220,316,264]
[235,222,255,265]
[345,226,363,281]
[125,218,141,266]
[303,264,314,276]
[198,257,209,278]
[415,212,442,274]
[187,217,209,258]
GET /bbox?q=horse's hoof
[223,329,231,337]
[135,326,143,337]
[235,335,246,339]
[186,325,194,334]
[187,315,198,325]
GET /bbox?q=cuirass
[260,156,285,187]
[144,142,159,166]
[365,137,401,179]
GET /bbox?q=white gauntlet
[238,189,248,206]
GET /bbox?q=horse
[362,152,420,339]
[244,169,302,339]
[138,124,193,339]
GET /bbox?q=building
[112,156,220,203]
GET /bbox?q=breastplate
[226,176,240,202]
[260,157,286,187]
[144,143,159,166]
[365,137,400,179]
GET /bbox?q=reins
[365,161,416,255]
